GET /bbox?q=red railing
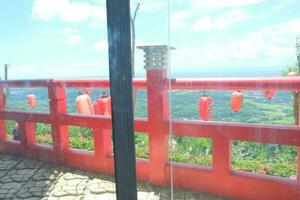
[0,70,300,200]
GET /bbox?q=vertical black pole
[106,1,137,200]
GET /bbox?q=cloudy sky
[0,0,299,79]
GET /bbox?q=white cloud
[190,0,265,11]
[63,27,76,34]
[172,18,300,71]
[8,63,109,79]
[272,0,297,10]
[63,27,82,46]
[170,11,191,29]
[64,35,82,45]
[215,11,254,29]
[89,21,105,29]
[192,11,253,32]
[32,0,106,23]
[92,40,108,51]
[92,39,145,52]
[139,1,165,12]
[192,17,213,32]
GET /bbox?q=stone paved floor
[0,154,229,200]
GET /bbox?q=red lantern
[76,92,93,114]
[198,96,213,121]
[94,94,112,156]
[264,90,275,99]
[93,101,101,115]
[231,91,243,112]
[27,94,37,108]
[94,94,111,116]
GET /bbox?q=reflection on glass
[169,1,300,199]
[0,0,118,199]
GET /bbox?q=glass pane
[0,1,118,199]
[130,0,174,199]
[169,1,300,200]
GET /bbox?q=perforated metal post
[138,45,174,185]
[137,45,174,70]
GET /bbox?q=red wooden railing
[0,70,300,200]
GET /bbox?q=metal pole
[5,64,8,81]
[131,3,140,77]
[106,0,137,200]
[4,64,9,108]
[5,64,9,94]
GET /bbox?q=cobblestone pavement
[0,154,229,200]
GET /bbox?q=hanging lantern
[76,91,93,114]
[264,90,275,100]
[231,91,243,112]
[198,96,213,121]
[93,101,101,115]
[94,93,111,116]
[27,94,37,108]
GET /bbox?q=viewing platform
[0,154,227,200]
[0,73,300,200]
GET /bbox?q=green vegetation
[135,133,149,159]
[68,126,94,151]
[281,63,299,76]
[232,141,297,177]
[170,137,212,166]
[5,88,298,178]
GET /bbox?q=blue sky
[0,0,299,79]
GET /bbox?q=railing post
[93,127,112,158]
[213,135,231,176]
[93,113,112,159]
[48,82,69,164]
[138,45,172,185]
[19,122,35,146]
[0,87,6,140]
